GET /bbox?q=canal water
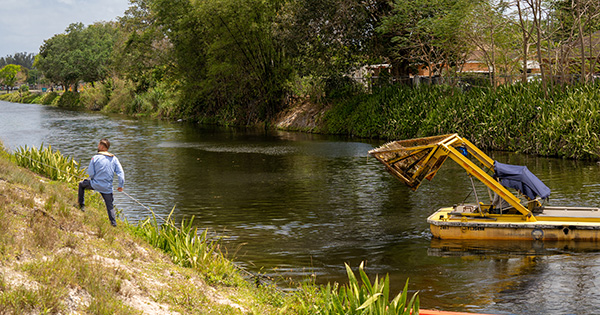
[1,100,600,314]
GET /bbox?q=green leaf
[356,292,382,310]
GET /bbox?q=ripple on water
[3,101,600,314]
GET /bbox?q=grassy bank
[0,90,61,106]
[0,79,179,119]
[0,143,419,314]
[0,144,280,314]
[319,83,600,160]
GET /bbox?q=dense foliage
[0,52,35,69]
[35,22,119,92]
[2,0,599,159]
[320,82,600,159]
[149,0,292,122]
[0,64,21,90]
[26,0,597,109]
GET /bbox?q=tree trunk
[390,59,411,85]
[577,0,587,83]
[531,0,548,97]
[517,1,530,83]
[490,25,496,87]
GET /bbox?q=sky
[0,0,131,58]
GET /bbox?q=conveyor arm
[369,134,536,221]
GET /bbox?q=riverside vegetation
[17,0,598,123]
[3,80,600,160]
[2,0,599,161]
[0,143,419,314]
[318,82,600,160]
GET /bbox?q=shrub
[12,144,86,184]
[55,91,80,108]
[129,207,241,286]
[292,262,419,315]
[322,82,600,160]
[103,78,135,114]
[40,92,59,105]
[79,82,110,111]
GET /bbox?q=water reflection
[2,100,600,314]
[429,239,600,257]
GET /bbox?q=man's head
[98,138,110,151]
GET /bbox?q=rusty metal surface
[368,134,454,189]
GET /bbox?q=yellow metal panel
[460,137,494,169]
[429,208,600,241]
[430,224,600,241]
[443,145,535,220]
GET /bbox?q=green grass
[0,146,132,314]
[128,207,242,286]
[288,262,419,315]
[21,256,135,314]
[12,144,86,184]
[0,144,255,314]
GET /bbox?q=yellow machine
[369,134,600,241]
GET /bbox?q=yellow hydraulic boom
[368,134,537,222]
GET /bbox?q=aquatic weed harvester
[369,134,600,241]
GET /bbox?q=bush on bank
[0,90,60,105]
[78,78,180,118]
[319,82,600,160]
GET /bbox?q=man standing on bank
[78,138,125,227]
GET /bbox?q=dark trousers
[78,179,117,226]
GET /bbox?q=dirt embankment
[273,98,328,132]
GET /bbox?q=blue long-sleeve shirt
[87,152,125,194]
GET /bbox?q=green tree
[35,22,118,91]
[378,0,478,78]
[115,0,173,91]
[275,0,389,78]
[0,52,35,69]
[151,0,208,116]
[199,0,292,121]
[80,22,120,84]
[25,68,41,86]
[151,0,292,122]
[0,64,22,92]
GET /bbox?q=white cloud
[0,0,131,58]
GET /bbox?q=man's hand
[118,187,123,192]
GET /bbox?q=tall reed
[129,207,240,285]
[293,262,419,315]
[12,144,86,184]
[322,82,600,160]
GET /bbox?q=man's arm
[114,157,125,191]
[87,157,96,179]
